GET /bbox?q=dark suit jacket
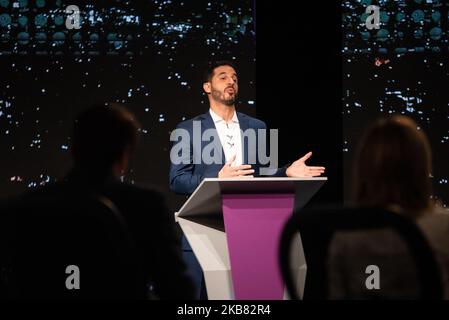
[169,111,287,195]
[1,168,195,299]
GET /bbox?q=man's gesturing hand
[218,155,255,178]
[286,151,325,177]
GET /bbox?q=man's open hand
[286,152,325,177]
[218,155,255,178]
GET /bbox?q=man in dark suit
[3,104,195,299]
[168,60,326,299]
[169,60,326,195]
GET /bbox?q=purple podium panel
[222,193,294,300]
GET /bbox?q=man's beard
[211,88,237,106]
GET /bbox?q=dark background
[1,0,343,212]
[0,0,259,212]
[342,0,449,207]
[256,1,343,207]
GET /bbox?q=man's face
[204,65,238,106]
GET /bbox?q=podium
[175,177,326,300]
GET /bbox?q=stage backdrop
[0,0,256,211]
[343,0,449,207]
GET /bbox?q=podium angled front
[175,177,326,300]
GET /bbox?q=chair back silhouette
[279,206,443,300]
[0,194,145,299]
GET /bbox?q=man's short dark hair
[72,103,140,170]
[202,60,237,83]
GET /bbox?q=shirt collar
[209,108,239,124]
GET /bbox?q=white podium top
[175,177,327,219]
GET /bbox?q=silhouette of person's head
[352,115,433,217]
[72,103,140,177]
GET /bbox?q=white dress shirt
[209,108,242,167]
